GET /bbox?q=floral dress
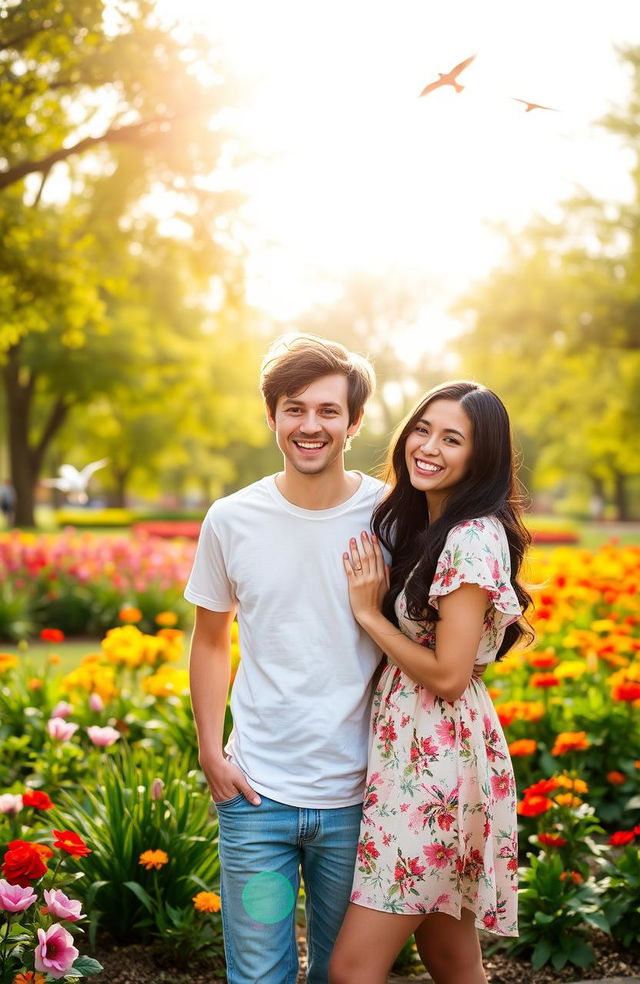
[351,516,522,936]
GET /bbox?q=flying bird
[42,459,109,505]
[513,98,558,113]
[418,55,476,98]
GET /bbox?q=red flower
[523,778,559,797]
[608,830,636,847]
[560,870,583,885]
[530,673,560,689]
[22,791,54,811]
[538,833,567,848]
[52,830,91,857]
[606,771,626,786]
[612,681,640,703]
[39,628,65,643]
[2,840,54,887]
[517,795,553,817]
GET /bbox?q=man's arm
[189,606,261,805]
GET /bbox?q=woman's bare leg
[414,907,487,984]
[328,903,424,984]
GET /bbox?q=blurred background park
[0,0,639,536]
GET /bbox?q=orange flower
[27,678,42,690]
[48,654,61,665]
[606,771,626,786]
[119,606,143,623]
[528,651,559,669]
[554,793,582,808]
[508,739,537,757]
[0,653,18,674]
[193,890,221,912]
[155,611,178,627]
[554,775,588,794]
[517,795,553,817]
[139,849,168,870]
[560,870,583,885]
[551,731,589,756]
[13,973,47,984]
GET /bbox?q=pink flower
[51,701,73,719]
[47,718,79,742]
[423,843,456,868]
[491,771,513,800]
[88,692,104,712]
[86,725,120,747]
[0,793,23,816]
[0,879,37,912]
[151,778,164,801]
[43,888,84,921]
[435,719,456,748]
[35,923,79,978]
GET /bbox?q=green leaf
[531,939,552,968]
[124,880,155,913]
[68,954,105,976]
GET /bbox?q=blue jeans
[216,793,362,984]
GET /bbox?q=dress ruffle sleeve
[428,517,522,662]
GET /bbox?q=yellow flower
[142,666,189,697]
[555,775,588,794]
[554,660,588,680]
[139,849,169,870]
[193,891,222,913]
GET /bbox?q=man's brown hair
[260,333,375,425]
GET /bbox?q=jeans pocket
[214,793,245,808]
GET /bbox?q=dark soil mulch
[92,930,640,983]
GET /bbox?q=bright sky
[158,0,638,349]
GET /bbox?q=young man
[185,334,385,983]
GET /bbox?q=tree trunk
[111,469,130,509]
[613,472,630,521]
[3,344,71,527]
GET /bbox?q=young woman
[330,381,532,984]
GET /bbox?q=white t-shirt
[184,472,386,808]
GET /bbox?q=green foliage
[600,843,640,947]
[502,853,606,970]
[50,746,221,948]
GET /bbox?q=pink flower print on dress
[356,832,380,875]
[483,715,507,762]
[456,847,484,883]
[491,771,514,800]
[435,718,456,748]
[485,555,500,583]
[377,717,398,758]
[422,843,456,868]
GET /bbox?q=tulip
[43,888,84,921]
[0,793,23,816]
[34,923,79,979]
[0,879,37,912]
[88,692,104,712]
[46,718,79,742]
[51,701,73,719]
[86,725,120,747]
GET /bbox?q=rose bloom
[538,832,567,848]
[40,628,65,643]
[2,840,54,887]
[508,739,537,757]
[608,830,636,847]
[46,718,79,743]
[50,701,73,719]
[43,888,84,921]
[551,731,590,756]
[517,795,553,817]
[606,770,626,786]
[118,606,143,623]
[193,890,221,912]
[0,879,37,912]
[22,790,54,811]
[52,830,91,857]
[139,849,169,870]
[86,725,120,747]
[530,673,561,689]
[34,923,79,979]
[0,793,23,816]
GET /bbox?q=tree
[0,0,246,524]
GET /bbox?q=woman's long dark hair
[373,381,533,657]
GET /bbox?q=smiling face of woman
[403,398,473,517]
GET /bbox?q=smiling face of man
[267,373,363,478]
